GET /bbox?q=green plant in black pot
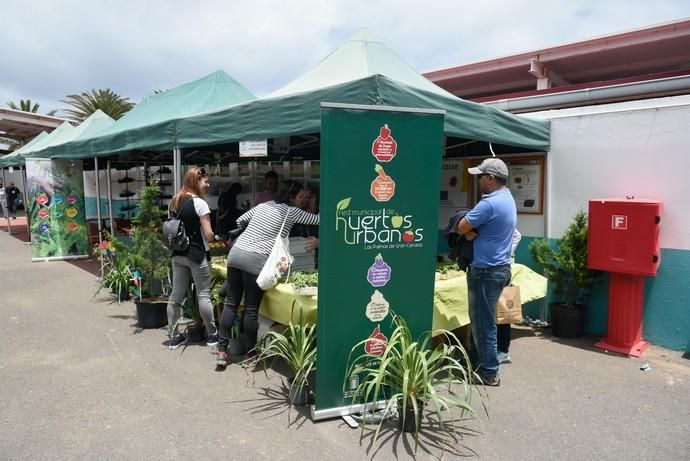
[179,282,205,342]
[344,313,481,450]
[529,209,601,338]
[94,231,133,303]
[130,182,171,328]
[256,303,316,412]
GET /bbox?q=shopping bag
[256,235,293,290]
[256,210,293,291]
[496,285,522,324]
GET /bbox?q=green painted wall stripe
[513,236,690,352]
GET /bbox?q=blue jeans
[468,264,511,378]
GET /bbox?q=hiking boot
[216,350,229,368]
[168,334,187,350]
[473,374,501,387]
[497,352,511,364]
[206,334,219,347]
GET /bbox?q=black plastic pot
[227,336,246,356]
[398,398,423,433]
[111,285,130,302]
[135,300,168,329]
[550,303,586,339]
[288,378,310,406]
[186,324,206,342]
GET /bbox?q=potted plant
[209,264,246,355]
[94,231,133,303]
[344,313,479,449]
[256,304,317,409]
[529,210,601,338]
[291,271,318,296]
[130,182,171,328]
[179,283,205,342]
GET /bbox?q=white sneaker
[497,352,511,364]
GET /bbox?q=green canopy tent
[31,109,114,158]
[29,110,116,238]
[48,70,256,160]
[0,123,74,168]
[0,131,48,168]
[174,30,549,153]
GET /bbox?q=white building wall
[529,95,690,250]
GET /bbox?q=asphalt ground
[1,229,688,460]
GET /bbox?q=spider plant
[344,312,480,450]
[94,232,133,303]
[256,303,317,408]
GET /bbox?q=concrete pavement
[0,229,688,460]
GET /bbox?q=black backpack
[162,199,193,252]
[445,207,474,271]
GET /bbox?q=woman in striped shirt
[216,182,319,368]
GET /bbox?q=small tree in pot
[529,210,601,338]
[130,182,171,328]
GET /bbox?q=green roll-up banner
[25,158,89,261]
[314,104,445,419]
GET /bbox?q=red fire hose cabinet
[588,198,662,356]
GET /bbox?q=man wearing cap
[457,157,516,386]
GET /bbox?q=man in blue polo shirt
[457,157,516,386]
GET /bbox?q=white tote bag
[256,210,294,290]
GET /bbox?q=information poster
[470,156,545,214]
[315,104,445,419]
[440,159,465,207]
[506,157,544,213]
[25,158,89,261]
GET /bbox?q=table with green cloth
[210,259,547,333]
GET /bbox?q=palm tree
[60,89,134,122]
[6,99,57,116]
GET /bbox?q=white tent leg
[1,168,12,235]
[106,161,115,235]
[94,157,102,243]
[173,148,182,191]
[20,166,31,243]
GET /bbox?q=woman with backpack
[166,167,218,350]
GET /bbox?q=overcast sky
[2,0,690,116]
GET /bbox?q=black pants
[8,198,17,215]
[218,267,265,352]
[497,323,511,353]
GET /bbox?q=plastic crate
[289,237,316,272]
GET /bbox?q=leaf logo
[336,197,351,212]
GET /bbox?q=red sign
[612,215,628,230]
[36,194,49,206]
[370,164,395,202]
[37,208,50,220]
[364,325,388,356]
[371,124,397,162]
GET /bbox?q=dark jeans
[8,198,17,215]
[218,266,265,352]
[467,264,511,378]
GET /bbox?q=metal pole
[106,160,115,235]
[1,168,12,234]
[20,165,31,243]
[173,148,182,191]
[94,157,102,243]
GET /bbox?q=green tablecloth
[210,260,547,332]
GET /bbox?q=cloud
[2,0,689,116]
